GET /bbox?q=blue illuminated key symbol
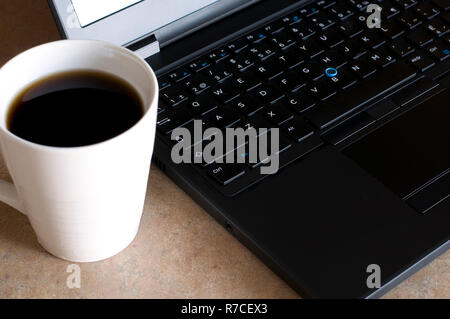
[325,67,338,78]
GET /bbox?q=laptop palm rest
[221,91,449,297]
[343,90,450,202]
[227,143,448,298]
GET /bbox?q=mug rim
[0,39,158,153]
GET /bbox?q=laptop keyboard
[155,0,450,194]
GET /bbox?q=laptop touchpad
[343,90,450,199]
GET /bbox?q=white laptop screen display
[71,0,218,27]
[71,0,143,27]
[52,0,252,46]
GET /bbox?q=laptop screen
[71,0,219,27]
[51,0,255,48]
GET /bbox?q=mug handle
[0,180,25,214]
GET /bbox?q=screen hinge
[126,34,160,60]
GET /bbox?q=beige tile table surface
[0,0,448,299]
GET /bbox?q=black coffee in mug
[7,70,144,147]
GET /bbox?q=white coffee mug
[0,40,158,262]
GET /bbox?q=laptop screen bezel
[48,0,259,47]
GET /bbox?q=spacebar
[306,62,416,130]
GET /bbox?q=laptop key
[172,118,215,149]
[276,70,307,93]
[326,69,358,89]
[379,20,405,40]
[329,3,354,20]
[368,48,397,67]
[299,3,321,17]
[232,70,262,92]
[202,63,233,83]
[320,50,348,69]
[408,50,436,72]
[208,164,245,186]
[158,75,171,91]
[183,75,211,95]
[235,115,267,133]
[246,30,268,43]
[255,59,284,80]
[305,61,416,129]
[380,0,401,19]
[264,20,286,34]
[188,93,218,115]
[157,101,167,114]
[397,11,423,29]
[263,132,292,155]
[277,47,305,69]
[407,28,434,47]
[161,86,189,106]
[315,50,347,72]
[308,11,336,30]
[357,30,386,49]
[316,29,344,48]
[157,109,194,135]
[414,2,440,20]
[250,133,292,169]
[270,33,296,50]
[338,39,367,59]
[235,114,272,134]
[298,62,324,81]
[167,68,191,82]
[307,80,337,101]
[388,38,415,57]
[289,24,316,40]
[188,58,210,72]
[286,92,317,113]
[426,40,450,61]
[211,81,240,104]
[227,38,249,53]
[392,0,418,10]
[337,18,363,38]
[347,0,371,11]
[348,58,377,78]
[207,108,241,128]
[264,103,294,126]
[231,95,264,117]
[281,12,303,25]
[251,85,285,105]
[207,48,229,63]
[424,18,449,37]
[246,42,276,61]
[281,118,314,143]
[226,55,254,72]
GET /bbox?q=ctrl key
[208,164,245,185]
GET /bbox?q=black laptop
[49,0,450,298]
